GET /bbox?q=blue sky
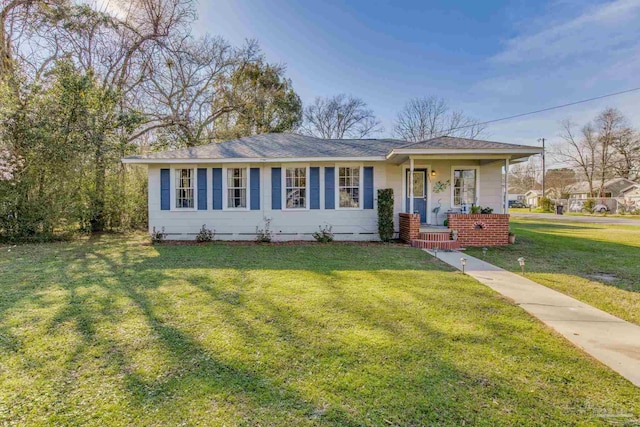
[193,0,640,147]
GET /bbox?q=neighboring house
[621,184,640,205]
[524,190,542,208]
[567,178,637,199]
[508,192,525,202]
[122,133,541,241]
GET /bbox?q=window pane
[175,169,194,208]
[453,169,476,206]
[285,167,307,208]
[338,167,360,208]
[226,168,247,208]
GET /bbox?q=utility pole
[538,138,546,197]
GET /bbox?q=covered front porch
[388,146,534,248]
[392,153,513,227]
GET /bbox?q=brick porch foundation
[447,213,510,246]
[399,213,420,243]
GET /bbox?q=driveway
[510,212,640,226]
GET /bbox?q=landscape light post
[460,257,467,274]
[518,257,526,274]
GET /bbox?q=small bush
[313,224,334,243]
[582,199,596,213]
[470,205,481,214]
[480,206,493,214]
[196,224,215,242]
[540,197,554,212]
[150,226,166,244]
[255,217,273,243]
[377,189,394,242]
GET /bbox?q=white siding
[148,159,507,240]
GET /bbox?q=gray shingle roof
[398,136,536,150]
[123,133,538,161]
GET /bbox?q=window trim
[450,165,480,208]
[171,167,197,211]
[222,166,250,211]
[335,164,364,210]
[282,164,310,211]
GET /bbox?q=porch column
[504,157,510,214]
[409,157,414,215]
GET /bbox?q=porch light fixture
[482,247,488,259]
[518,257,526,274]
[460,257,467,274]
[431,170,436,177]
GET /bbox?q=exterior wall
[149,162,392,241]
[147,158,508,240]
[402,159,506,226]
[447,213,509,247]
[398,213,420,243]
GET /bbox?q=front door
[406,169,427,223]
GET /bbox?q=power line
[456,86,640,131]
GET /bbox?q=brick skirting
[399,213,420,243]
[447,213,510,247]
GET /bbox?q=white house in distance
[524,190,542,208]
[122,133,541,244]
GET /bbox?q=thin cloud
[493,0,640,64]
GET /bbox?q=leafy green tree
[216,61,302,139]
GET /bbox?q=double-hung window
[339,167,360,208]
[453,169,477,206]
[227,168,247,208]
[285,167,307,209]
[175,169,194,208]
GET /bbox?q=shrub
[470,205,481,214]
[255,217,273,243]
[150,226,166,244]
[377,188,394,242]
[196,224,215,242]
[312,224,334,243]
[582,199,596,213]
[480,206,493,214]
[540,197,554,212]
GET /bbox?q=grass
[467,218,640,325]
[1,235,639,426]
[509,207,640,219]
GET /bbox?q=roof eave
[121,155,388,164]
[385,147,543,161]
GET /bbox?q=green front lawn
[467,218,640,325]
[1,236,638,426]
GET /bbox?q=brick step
[410,239,461,250]
[418,232,452,241]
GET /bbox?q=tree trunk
[91,135,106,232]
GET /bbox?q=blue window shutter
[310,167,320,209]
[197,168,207,210]
[271,168,281,210]
[363,166,374,209]
[325,167,335,209]
[250,168,260,210]
[160,169,170,210]
[212,168,222,210]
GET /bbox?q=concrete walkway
[427,249,640,387]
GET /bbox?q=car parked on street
[509,200,527,208]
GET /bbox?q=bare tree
[300,94,382,139]
[393,96,485,142]
[556,120,599,197]
[508,157,540,193]
[138,34,244,147]
[611,127,640,180]
[593,108,626,196]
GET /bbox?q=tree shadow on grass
[2,235,639,425]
